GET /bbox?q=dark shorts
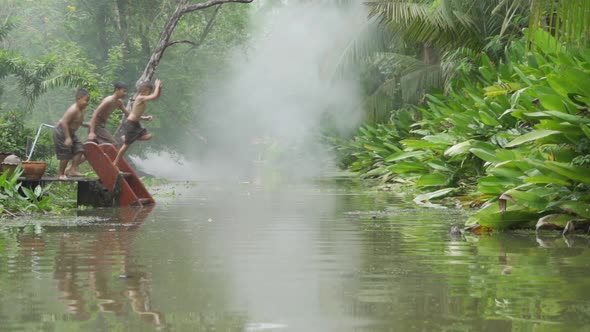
[122,120,148,145]
[53,125,84,160]
[89,123,118,145]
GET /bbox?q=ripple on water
[1,180,590,331]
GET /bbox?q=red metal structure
[83,142,154,207]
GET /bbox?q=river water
[0,178,589,331]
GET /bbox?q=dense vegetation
[337,0,590,231]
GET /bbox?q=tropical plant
[344,32,590,231]
[0,166,54,216]
[331,0,530,122]
[523,0,590,49]
[0,110,32,156]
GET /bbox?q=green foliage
[0,166,53,215]
[0,110,32,156]
[342,37,590,230]
[333,0,531,121]
[526,0,590,50]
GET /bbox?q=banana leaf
[505,130,561,147]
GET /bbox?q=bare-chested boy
[112,79,162,168]
[54,89,90,180]
[87,81,129,145]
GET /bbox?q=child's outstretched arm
[138,79,162,103]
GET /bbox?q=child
[87,81,129,146]
[112,79,162,168]
[54,89,90,180]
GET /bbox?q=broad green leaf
[388,162,428,174]
[364,167,388,177]
[524,176,570,186]
[383,143,402,152]
[581,124,590,139]
[401,139,446,149]
[426,161,451,172]
[495,149,520,162]
[414,188,455,202]
[422,133,455,145]
[537,93,567,113]
[560,202,590,218]
[525,111,590,124]
[478,110,501,126]
[477,176,517,195]
[484,85,509,97]
[541,161,590,185]
[470,148,501,163]
[468,203,538,230]
[548,68,590,97]
[487,167,524,179]
[504,190,547,211]
[363,144,389,154]
[478,176,517,186]
[477,183,506,195]
[416,174,450,187]
[444,140,471,157]
[384,150,426,163]
[505,130,561,148]
[528,28,562,56]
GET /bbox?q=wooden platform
[14,143,154,208]
[18,176,98,184]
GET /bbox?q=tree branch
[166,39,198,47]
[191,4,223,51]
[115,0,254,141]
[182,0,253,13]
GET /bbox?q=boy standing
[113,79,162,168]
[54,89,90,180]
[87,82,129,145]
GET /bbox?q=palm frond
[325,17,398,79]
[0,18,18,43]
[527,0,590,49]
[363,89,396,124]
[400,64,441,103]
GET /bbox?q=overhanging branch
[166,39,198,47]
[182,0,253,13]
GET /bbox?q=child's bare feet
[65,171,84,177]
[58,175,68,180]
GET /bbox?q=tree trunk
[422,44,439,65]
[115,0,131,53]
[116,0,254,139]
[127,0,254,109]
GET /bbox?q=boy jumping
[87,81,129,146]
[112,79,162,168]
[54,89,90,180]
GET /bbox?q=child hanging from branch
[112,79,162,169]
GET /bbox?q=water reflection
[1,180,590,331]
[0,206,163,330]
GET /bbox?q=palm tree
[332,0,529,122]
[525,0,590,49]
[0,18,92,109]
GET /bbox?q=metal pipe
[26,123,55,161]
